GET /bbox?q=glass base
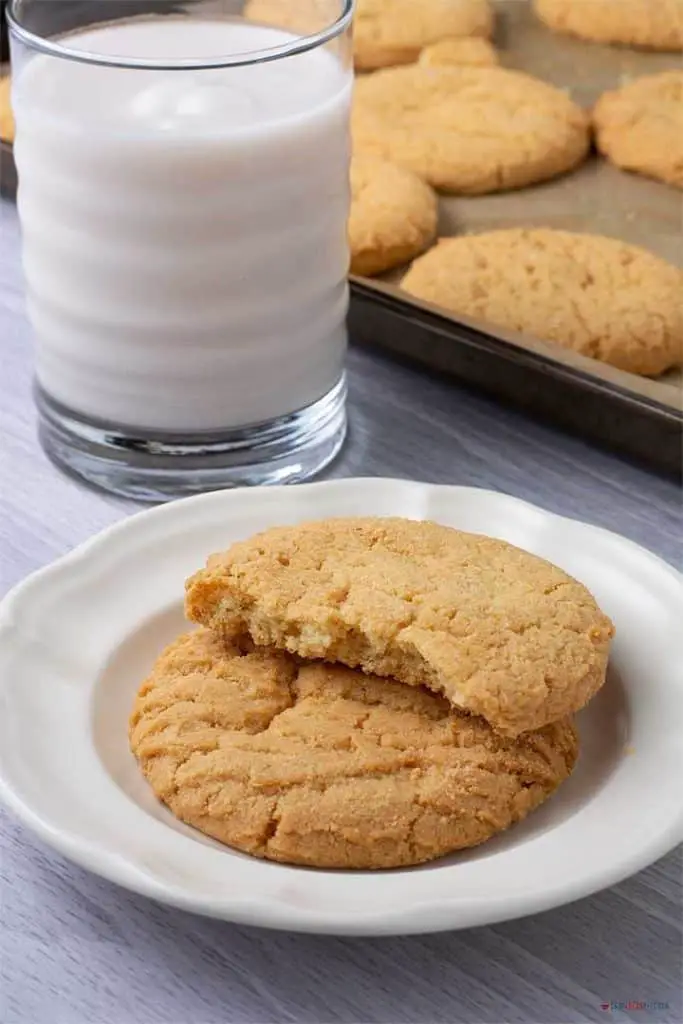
[36,377,347,502]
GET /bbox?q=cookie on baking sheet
[245,0,493,70]
[353,0,493,71]
[130,629,579,869]
[418,36,499,67]
[243,0,333,35]
[593,71,683,189]
[402,229,683,377]
[349,156,438,276]
[185,517,614,738]
[533,0,683,51]
[0,77,14,143]
[352,65,590,194]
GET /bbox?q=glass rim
[7,0,354,70]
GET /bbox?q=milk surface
[13,19,351,431]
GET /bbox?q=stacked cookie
[130,517,614,869]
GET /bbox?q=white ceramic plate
[0,479,681,936]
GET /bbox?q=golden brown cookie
[185,517,614,738]
[402,229,683,376]
[245,0,493,70]
[0,77,14,144]
[353,0,493,71]
[349,156,438,276]
[593,71,683,189]
[243,0,334,35]
[418,36,499,67]
[534,0,683,51]
[130,629,579,869]
[352,66,590,194]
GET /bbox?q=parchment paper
[365,0,683,411]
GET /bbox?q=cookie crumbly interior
[130,629,579,869]
[185,517,614,738]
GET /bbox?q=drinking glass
[8,0,353,500]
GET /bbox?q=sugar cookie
[130,629,579,868]
[186,517,614,737]
[352,66,590,193]
[349,156,438,276]
[402,229,683,376]
[593,70,683,189]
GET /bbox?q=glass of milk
[8,0,353,501]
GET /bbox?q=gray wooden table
[1,198,681,1024]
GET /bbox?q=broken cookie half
[185,517,614,738]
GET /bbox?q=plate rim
[0,478,681,936]
[2,478,680,607]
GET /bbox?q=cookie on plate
[349,156,438,276]
[418,36,499,67]
[185,517,614,738]
[402,229,683,376]
[130,629,579,869]
[593,70,683,189]
[0,77,14,143]
[352,65,590,194]
[353,0,493,71]
[534,0,683,51]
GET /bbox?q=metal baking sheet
[0,49,13,197]
[0,138,15,198]
[351,0,683,476]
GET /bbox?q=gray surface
[1,197,681,1023]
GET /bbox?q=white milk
[13,19,351,431]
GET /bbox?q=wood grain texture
[0,198,681,1024]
